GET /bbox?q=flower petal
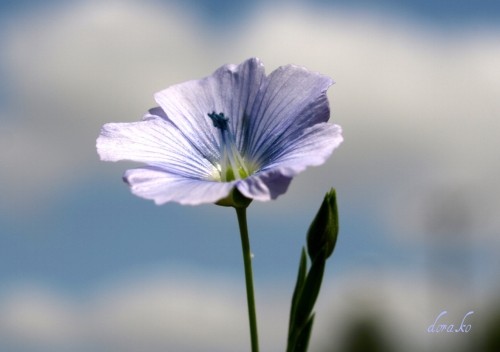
[262,123,343,177]
[235,124,341,201]
[96,112,217,179]
[236,169,293,201]
[245,64,334,166]
[124,167,235,205]
[154,58,265,153]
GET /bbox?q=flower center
[208,112,251,182]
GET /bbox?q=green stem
[236,207,259,352]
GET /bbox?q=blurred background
[1,0,499,351]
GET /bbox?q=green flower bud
[306,188,339,260]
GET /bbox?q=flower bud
[306,188,339,260]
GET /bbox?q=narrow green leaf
[293,248,326,329]
[293,314,315,352]
[288,248,308,334]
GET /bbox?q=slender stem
[236,207,259,352]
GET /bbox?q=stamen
[207,112,251,182]
[208,112,229,131]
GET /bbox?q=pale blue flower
[96,58,342,205]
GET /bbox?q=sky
[1,0,500,351]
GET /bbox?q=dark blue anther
[208,112,229,131]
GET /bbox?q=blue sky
[2,0,500,22]
[1,0,499,351]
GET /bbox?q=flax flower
[97,58,342,206]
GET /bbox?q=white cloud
[0,285,78,347]
[0,268,492,351]
[85,273,250,351]
[0,270,287,352]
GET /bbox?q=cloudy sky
[1,0,499,351]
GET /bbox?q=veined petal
[245,65,333,166]
[234,124,341,201]
[236,170,293,201]
[154,58,265,153]
[124,167,235,205]
[96,113,217,180]
[262,123,343,177]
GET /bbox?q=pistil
[208,112,250,182]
